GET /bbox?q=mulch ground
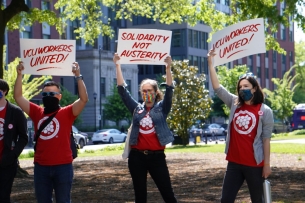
[11,152,305,203]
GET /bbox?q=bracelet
[75,75,83,81]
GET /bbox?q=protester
[207,49,273,203]
[113,53,177,203]
[14,62,88,203]
[0,79,28,203]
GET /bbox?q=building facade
[5,0,295,129]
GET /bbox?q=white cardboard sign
[211,18,266,66]
[116,29,172,65]
[20,39,76,76]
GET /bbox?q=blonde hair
[140,79,163,102]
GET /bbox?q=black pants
[128,150,177,203]
[0,160,18,203]
[221,162,264,203]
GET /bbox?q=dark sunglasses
[239,72,256,79]
[41,92,60,97]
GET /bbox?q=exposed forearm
[116,64,125,85]
[77,80,89,103]
[208,61,220,90]
[14,75,23,100]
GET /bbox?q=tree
[263,66,298,131]
[103,86,131,126]
[293,40,305,104]
[214,65,248,116]
[2,0,305,77]
[4,57,52,105]
[166,60,212,146]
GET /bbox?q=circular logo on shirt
[233,110,256,135]
[0,118,4,141]
[37,117,60,140]
[139,112,155,134]
[8,124,13,129]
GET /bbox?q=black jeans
[0,160,18,203]
[128,150,177,203]
[221,162,264,203]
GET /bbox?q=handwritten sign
[211,18,266,66]
[20,39,76,76]
[116,29,172,65]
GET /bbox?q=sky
[295,23,305,42]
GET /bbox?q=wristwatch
[75,75,83,81]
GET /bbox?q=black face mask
[43,96,60,114]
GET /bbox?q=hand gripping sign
[116,29,172,65]
[20,39,76,76]
[211,18,266,67]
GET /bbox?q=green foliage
[215,65,248,116]
[263,66,298,122]
[293,40,305,104]
[209,96,227,119]
[166,60,212,146]
[59,86,82,125]
[4,58,51,108]
[103,86,131,126]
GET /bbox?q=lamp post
[99,45,102,130]
[93,92,97,132]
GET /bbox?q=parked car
[72,126,89,149]
[91,128,127,144]
[221,123,228,136]
[202,123,226,136]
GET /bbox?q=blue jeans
[34,163,73,203]
[221,162,264,203]
[128,150,177,203]
[0,160,17,203]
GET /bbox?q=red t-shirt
[131,108,165,151]
[30,103,76,165]
[0,105,7,161]
[226,103,264,167]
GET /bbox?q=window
[126,80,131,93]
[193,56,198,68]
[265,51,269,58]
[272,51,277,63]
[41,1,50,10]
[200,32,208,50]
[193,31,199,48]
[22,31,32,38]
[102,36,111,51]
[132,16,155,25]
[153,65,164,74]
[289,51,293,62]
[43,34,50,39]
[281,27,286,40]
[216,0,220,3]
[289,31,293,42]
[188,55,193,66]
[282,54,286,64]
[113,78,117,87]
[172,29,185,47]
[257,67,261,78]
[265,68,269,79]
[225,0,230,6]
[71,20,81,46]
[100,77,106,97]
[138,65,144,75]
[200,57,208,74]
[188,30,193,47]
[273,69,277,77]
[60,78,64,86]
